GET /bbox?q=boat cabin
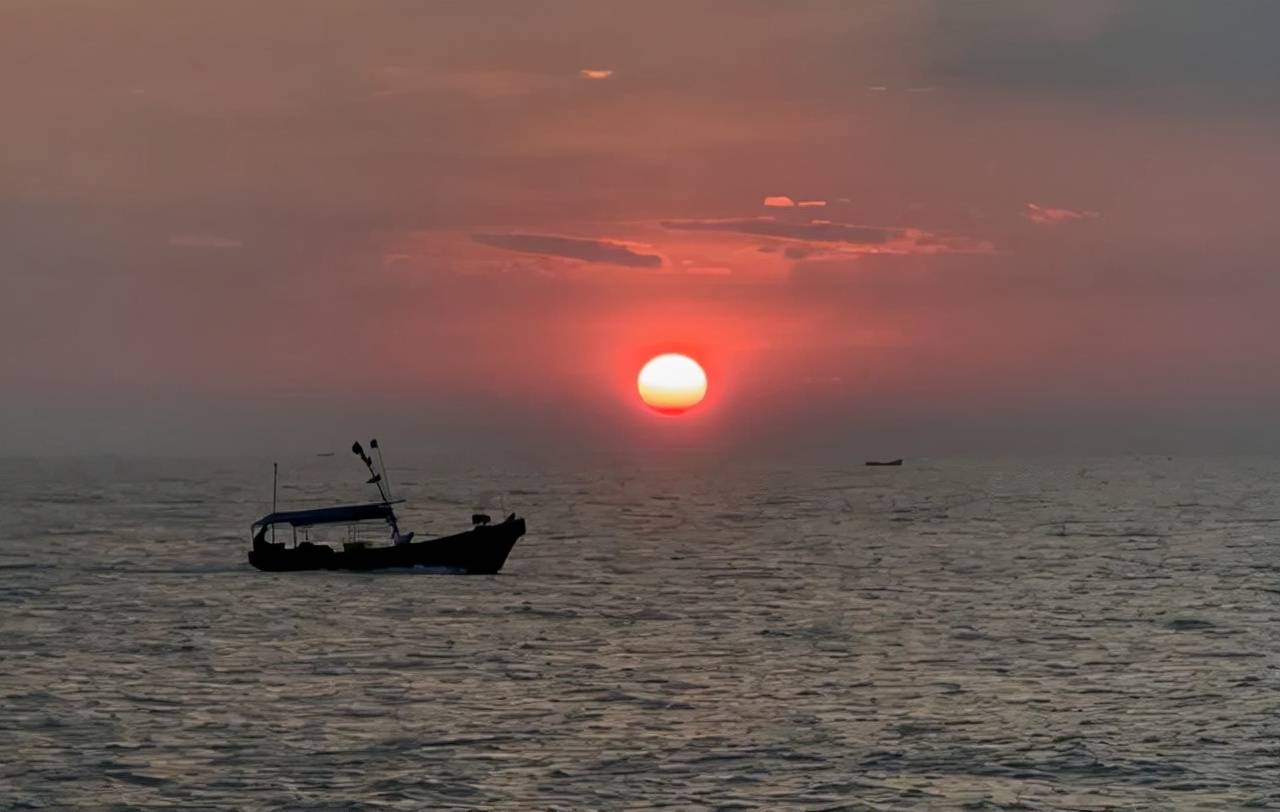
[251,500,405,554]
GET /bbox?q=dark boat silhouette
[865,458,903,466]
[248,440,525,574]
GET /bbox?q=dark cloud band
[472,233,662,267]
[660,218,897,245]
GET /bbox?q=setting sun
[637,353,708,414]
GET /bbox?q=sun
[637,353,708,415]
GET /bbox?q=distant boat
[315,452,335,457]
[248,440,525,574]
[865,458,903,466]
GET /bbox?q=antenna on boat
[352,441,391,505]
[370,438,392,500]
[271,462,278,544]
[352,439,405,541]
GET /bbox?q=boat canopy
[252,501,401,530]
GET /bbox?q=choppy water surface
[2,455,1279,809]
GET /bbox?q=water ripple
[1,455,1278,808]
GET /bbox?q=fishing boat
[248,440,525,574]
[865,458,903,466]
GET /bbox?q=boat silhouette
[248,440,525,573]
[865,458,903,466]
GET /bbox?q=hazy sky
[4,1,1279,456]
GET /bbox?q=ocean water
[1,455,1278,810]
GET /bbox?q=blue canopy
[253,501,399,529]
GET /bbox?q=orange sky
[3,2,1280,455]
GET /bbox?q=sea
[1,455,1278,810]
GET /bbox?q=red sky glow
[3,1,1279,456]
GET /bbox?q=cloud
[763,196,796,208]
[902,229,996,254]
[797,200,827,208]
[662,217,994,256]
[471,233,662,267]
[579,69,614,80]
[785,244,819,260]
[1025,203,1101,225]
[168,234,242,249]
[662,217,896,245]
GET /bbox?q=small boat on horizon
[865,458,904,466]
[248,440,525,574]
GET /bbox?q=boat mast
[271,462,277,544]
[352,440,402,539]
[351,441,391,504]
[370,438,392,500]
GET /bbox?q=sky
[3,1,1279,457]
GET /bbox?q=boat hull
[248,517,526,574]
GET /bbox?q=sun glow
[637,353,708,414]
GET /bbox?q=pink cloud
[763,196,796,208]
[1025,203,1101,225]
[797,200,827,208]
[579,69,614,80]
